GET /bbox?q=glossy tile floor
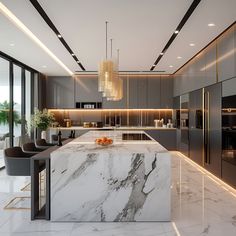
[0,152,236,236]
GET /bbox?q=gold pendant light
[98,22,123,101]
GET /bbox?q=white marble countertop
[57,130,166,148]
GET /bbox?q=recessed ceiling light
[177,56,182,59]
[9,43,15,46]
[153,64,156,67]
[160,52,164,55]
[0,2,73,76]
[174,30,179,34]
[169,65,174,68]
[71,53,75,56]
[77,61,80,63]
[208,23,215,27]
[57,34,62,38]
[189,43,195,47]
[42,65,47,68]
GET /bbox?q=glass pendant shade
[98,22,123,101]
[98,58,123,101]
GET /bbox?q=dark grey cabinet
[173,96,181,151]
[180,94,189,157]
[128,78,138,108]
[147,76,161,108]
[137,77,148,108]
[128,76,172,109]
[218,27,235,82]
[204,83,222,177]
[189,89,203,166]
[146,129,176,150]
[75,76,102,103]
[46,76,74,108]
[160,76,173,108]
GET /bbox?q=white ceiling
[0,0,236,76]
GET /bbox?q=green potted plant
[0,100,21,126]
[31,109,55,140]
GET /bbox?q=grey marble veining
[50,131,171,222]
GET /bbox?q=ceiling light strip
[0,2,73,75]
[150,0,202,71]
[29,0,85,71]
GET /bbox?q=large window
[0,58,10,168]
[0,54,39,168]
[25,70,32,140]
[13,64,22,146]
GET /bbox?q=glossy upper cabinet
[128,76,172,109]
[46,75,173,109]
[75,76,102,102]
[137,77,148,108]
[204,43,217,86]
[46,76,74,108]
[218,26,235,82]
[160,76,173,108]
[147,76,161,108]
[128,78,138,108]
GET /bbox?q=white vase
[41,130,47,140]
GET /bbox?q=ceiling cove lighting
[177,56,182,59]
[0,2,73,76]
[150,0,202,71]
[189,43,195,46]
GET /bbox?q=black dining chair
[3,146,45,209]
[22,142,44,154]
[4,147,34,176]
[35,139,55,150]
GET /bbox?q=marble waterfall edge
[50,132,171,222]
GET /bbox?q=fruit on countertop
[95,137,113,145]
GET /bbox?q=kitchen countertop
[48,126,176,130]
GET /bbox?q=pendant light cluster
[98,21,123,101]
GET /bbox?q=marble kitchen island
[50,130,171,222]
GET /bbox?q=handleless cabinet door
[128,78,138,108]
[189,89,204,166]
[161,76,173,108]
[46,76,74,108]
[137,77,148,108]
[75,76,102,102]
[147,76,161,108]
[217,27,235,82]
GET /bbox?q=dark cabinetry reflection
[222,95,236,165]
[180,94,189,157]
[222,94,236,188]
[189,89,203,166]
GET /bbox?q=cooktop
[122,133,152,141]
